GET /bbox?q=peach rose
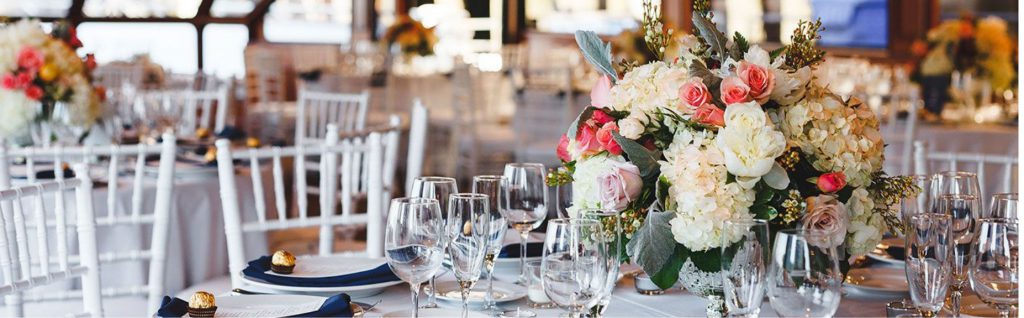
[678,77,712,110]
[720,76,752,105]
[802,195,848,248]
[692,103,725,127]
[737,61,775,104]
[816,172,847,193]
[557,135,571,162]
[596,160,643,211]
[595,122,622,155]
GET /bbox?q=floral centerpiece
[911,14,1016,114]
[383,15,437,58]
[552,1,916,313]
[0,20,102,145]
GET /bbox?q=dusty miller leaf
[692,14,729,59]
[566,107,596,140]
[626,210,677,284]
[612,132,661,178]
[575,31,618,82]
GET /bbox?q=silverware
[354,298,382,311]
[231,288,266,295]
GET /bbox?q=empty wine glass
[410,176,458,308]
[905,213,953,317]
[721,219,770,318]
[988,193,1018,220]
[969,218,1019,318]
[767,229,842,318]
[935,193,981,317]
[929,171,981,212]
[447,193,491,318]
[384,198,445,318]
[472,175,509,314]
[555,178,572,219]
[579,210,621,316]
[541,218,607,318]
[501,163,549,285]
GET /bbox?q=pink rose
[693,103,725,127]
[0,74,15,90]
[590,109,614,125]
[678,77,712,110]
[556,135,571,162]
[720,76,752,105]
[597,161,643,211]
[590,75,612,108]
[801,195,848,248]
[816,172,847,193]
[17,46,43,71]
[15,72,32,89]
[737,61,775,104]
[595,122,622,155]
[24,86,43,100]
[572,125,602,158]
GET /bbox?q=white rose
[716,102,786,178]
[618,116,645,139]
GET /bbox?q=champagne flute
[905,214,953,317]
[969,218,1019,318]
[384,198,445,318]
[501,163,549,285]
[409,176,458,308]
[541,218,607,318]
[721,219,770,318]
[988,193,1018,219]
[767,229,842,318]
[935,193,981,318]
[472,175,509,314]
[447,193,491,318]
[579,210,621,316]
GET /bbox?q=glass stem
[428,277,437,306]
[461,282,470,318]
[411,283,421,318]
[519,230,529,284]
[950,288,962,318]
[486,268,496,308]
[999,309,1010,318]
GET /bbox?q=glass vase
[679,259,728,318]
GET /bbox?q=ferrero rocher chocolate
[271,250,296,274]
[246,137,261,148]
[195,127,211,139]
[203,148,217,163]
[187,291,217,317]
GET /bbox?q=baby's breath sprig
[784,19,826,69]
[778,190,805,224]
[641,0,671,61]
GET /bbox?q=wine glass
[540,218,607,318]
[767,229,842,318]
[905,213,953,317]
[721,219,770,318]
[988,193,1018,220]
[384,198,445,318]
[555,180,573,219]
[447,193,491,318]
[501,163,549,285]
[579,210,621,316]
[969,218,1019,318]
[472,175,509,314]
[409,176,458,308]
[929,171,981,212]
[934,193,981,317]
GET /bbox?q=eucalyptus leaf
[692,15,729,59]
[626,210,677,283]
[566,107,597,140]
[575,31,618,82]
[611,132,661,178]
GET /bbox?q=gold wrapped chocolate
[195,127,211,139]
[246,137,261,148]
[271,250,296,274]
[189,291,216,308]
[203,148,217,162]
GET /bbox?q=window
[526,0,642,35]
[714,0,888,48]
[203,24,248,77]
[211,0,257,17]
[264,0,352,43]
[77,23,198,74]
[83,0,202,18]
[0,0,70,17]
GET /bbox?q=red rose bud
[556,134,571,162]
[0,74,15,89]
[591,109,614,125]
[816,172,847,193]
[595,122,622,155]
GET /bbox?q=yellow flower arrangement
[383,16,437,57]
[917,15,1016,91]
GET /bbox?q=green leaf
[612,131,661,178]
[688,247,723,273]
[692,14,729,59]
[769,47,786,61]
[729,32,749,61]
[688,61,721,88]
[575,31,618,82]
[626,210,677,286]
[566,107,597,140]
[754,186,775,205]
[751,203,778,220]
[650,244,689,289]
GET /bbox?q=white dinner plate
[844,267,908,295]
[866,237,905,266]
[240,255,403,298]
[428,280,527,308]
[208,294,327,317]
[383,308,489,318]
[946,294,1001,318]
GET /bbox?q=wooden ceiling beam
[197,0,215,19]
[31,16,248,24]
[246,0,276,25]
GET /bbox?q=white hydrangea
[770,89,884,187]
[608,61,688,137]
[0,20,47,72]
[660,127,755,251]
[568,154,626,218]
[0,89,38,138]
[844,187,883,255]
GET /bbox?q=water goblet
[447,193,491,318]
[409,176,458,308]
[541,218,607,318]
[969,218,1019,318]
[988,193,1018,219]
[767,229,843,318]
[905,214,954,317]
[935,193,981,317]
[501,163,548,285]
[384,198,445,318]
[472,175,509,314]
[721,219,770,318]
[579,210,621,317]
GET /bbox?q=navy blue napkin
[498,242,544,258]
[242,256,400,288]
[156,293,354,317]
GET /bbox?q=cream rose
[801,195,849,248]
[617,116,645,140]
[716,102,786,179]
[596,160,643,211]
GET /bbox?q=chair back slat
[295,146,309,220]
[106,148,120,221]
[249,150,268,224]
[405,101,428,193]
[131,146,146,219]
[11,194,30,279]
[272,148,287,222]
[295,89,370,145]
[913,140,1019,199]
[31,188,50,275]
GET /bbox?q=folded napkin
[498,242,544,258]
[242,256,400,288]
[156,293,353,317]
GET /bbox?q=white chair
[405,100,428,194]
[295,89,370,145]
[216,124,387,288]
[511,68,575,168]
[94,63,144,93]
[913,141,1019,199]
[0,134,178,316]
[0,164,103,317]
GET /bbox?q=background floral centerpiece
[383,15,438,58]
[0,20,102,145]
[552,1,917,313]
